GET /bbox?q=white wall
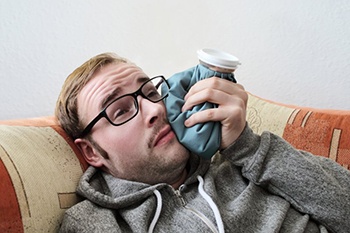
[1,0,350,120]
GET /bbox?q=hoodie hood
[76,166,167,210]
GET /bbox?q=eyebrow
[100,76,150,110]
[101,88,121,110]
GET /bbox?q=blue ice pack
[162,64,236,159]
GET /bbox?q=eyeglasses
[78,75,170,138]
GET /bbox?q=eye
[110,107,130,121]
[107,96,136,122]
[143,85,161,100]
[146,89,160,98]
[114,108,128,118]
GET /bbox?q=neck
[170,168,188,189]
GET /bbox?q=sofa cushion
[247,93,350,170]
[0,117,88,232]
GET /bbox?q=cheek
[100,124,144,153]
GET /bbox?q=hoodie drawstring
[148,189,163,233]
[148,177,224,233]
[197,175,225,233]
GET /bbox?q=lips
[153,125,175,147]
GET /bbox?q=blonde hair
[55,52,128,139]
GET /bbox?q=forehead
[78,62,147,122]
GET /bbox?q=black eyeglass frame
[78,75,169,138]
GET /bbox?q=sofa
[1,93,349,232]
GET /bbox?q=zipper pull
[175,189,186,206]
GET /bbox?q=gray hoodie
[59,126,350,233]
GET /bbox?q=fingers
[182,77,248,149]
[182,77,246,113]
[183,96,246,127]
[184,77,243,100]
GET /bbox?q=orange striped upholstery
[247,93,350,169]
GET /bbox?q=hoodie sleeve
[221,125,350,233]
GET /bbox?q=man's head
[56,53,189,185]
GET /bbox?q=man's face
[76,62,190,185]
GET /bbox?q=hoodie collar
[77,153,212,209]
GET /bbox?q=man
[57,52,350,232]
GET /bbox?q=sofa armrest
[0,117,88,232]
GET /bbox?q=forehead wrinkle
[101,87,121,110]
[100,76,150,110]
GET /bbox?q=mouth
[153,125,175,147]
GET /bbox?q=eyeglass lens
[105,76,169,125]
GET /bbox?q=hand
[182,77,248,149]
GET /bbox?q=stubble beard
[141,120,190,184]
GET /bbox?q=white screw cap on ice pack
[197,48,241,70]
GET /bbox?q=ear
[75,138,104,167]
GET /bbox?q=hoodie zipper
[175,189,187,206]
[174,187,219,233]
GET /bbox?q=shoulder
[65,199,114,220]
[60,200,120,232]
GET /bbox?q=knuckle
[211,77,221,87]
[239,97,248,109]
[205,77,222,89]
[242,90,249,101]
[236,90,248,107]
[227,106,246,121]
[204,88,215,99]
[206,109,216,120]
[236,83,246,91]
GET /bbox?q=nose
[138,97,165,127]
